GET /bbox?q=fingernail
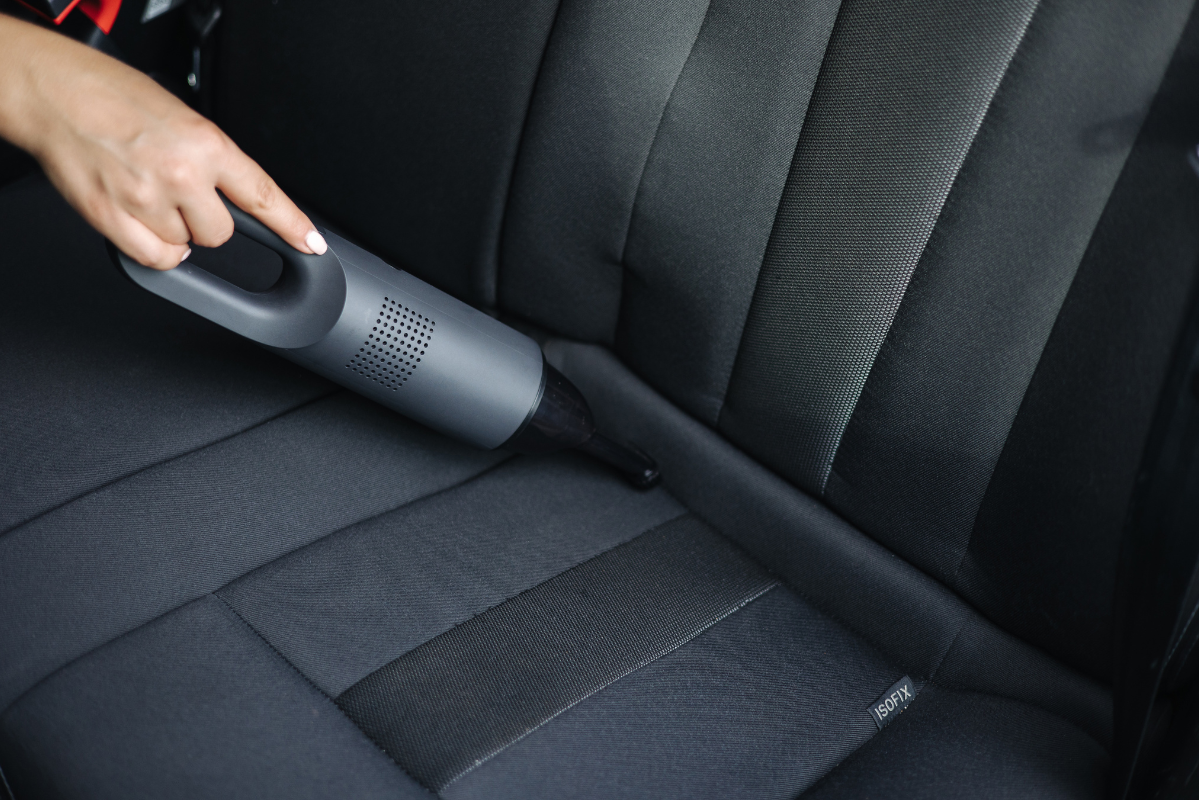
[305,230,328,255]
[179,248,192,265]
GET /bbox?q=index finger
[216,147,327,255]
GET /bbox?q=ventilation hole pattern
[345,298,435,391]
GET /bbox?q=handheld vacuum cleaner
[108,200,660,488]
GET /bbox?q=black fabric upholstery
[545,340,1113,745]
[718,0,1038,492]
[219,454,685,697]
[0,387,505,712]
[800,685,1108,800]
[446,588,903,800]
[214,0,560,306]
[818,0,1192,601]
[501,0,840,424]
[612,0,839,424]
[957,20,1199,681]
[338,516,776,790]
[0,596,429,800]
[498,0,711,344]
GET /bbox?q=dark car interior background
[0,0,1195,798]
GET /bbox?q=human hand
[0,13,326,270]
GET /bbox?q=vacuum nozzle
[504,362,660,489]
[577,434,660,490]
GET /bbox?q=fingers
[178,187,234,248]
[105,205,192,270]
[218,149,327,255]
[46,165,192,270]
[119,197,192,247]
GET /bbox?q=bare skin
[0,12,326,270]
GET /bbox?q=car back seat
[0,0,1195,797]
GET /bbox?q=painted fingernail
[305,230,328,255]
[179,248,192,265]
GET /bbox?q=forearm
[0,13,47,153]
[0,13,115,157]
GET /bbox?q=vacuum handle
[108,197,347,349]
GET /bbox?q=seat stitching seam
[338,511,694,701]
[440,581,780,790]
[0,454,512,720]
[615,0,713,277]
[213,454,515,600]
[489,0,566,310]
[1161,602,1198,672]
[0,388,341,541]
[923,682,1110,752]
[0,760,14,800]
[213,595,439,797]
[928,621,968,684]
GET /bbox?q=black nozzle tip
[620,442,661,490]
[579,434,661,490]
[628,463,662,490]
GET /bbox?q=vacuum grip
[108,198,347,349]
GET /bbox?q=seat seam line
[0,453,512,721]
[439,581,781,791]
[337,510,695,701]
[214,453,516,601]
[489,0,565,310]
[811,0,1040,495]
[0,388,342,541]
[615,0,713,278]
[213,595,438,797]
[923,681,1110,752]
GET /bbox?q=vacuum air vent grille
[346,298,435,391]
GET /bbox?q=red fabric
[77,0,121,34]
[13,0,121,33]
[12,0,83,24]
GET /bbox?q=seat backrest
[215,0,1197,683]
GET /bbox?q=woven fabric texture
[336,516,777,790]
[718,0,1037,493]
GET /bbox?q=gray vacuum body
[109,200,658,486]
[283,234,544,449]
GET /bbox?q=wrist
[0,14,103,159]
[0,15,41,152]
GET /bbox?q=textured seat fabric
[0,0,1196,797]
